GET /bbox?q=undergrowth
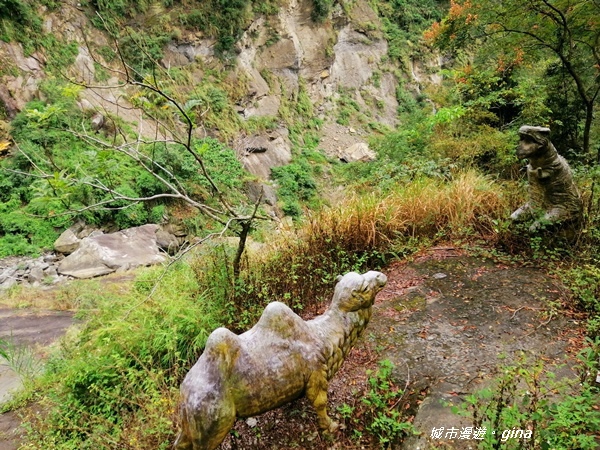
[1,0,598,448]
[453,346,600,449]
[17,263,223,449]
[362,359,417,447]
[224,171,509,321]
[7,168,511,449]
[337,359,418,448]
[5,161,600,449]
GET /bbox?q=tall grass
[227,171,509,314]
[18,170,510,449]
[0,337,42,383]
[311,171,507,240]
[20,262,224,449]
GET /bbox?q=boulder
[43,253,59,264]
[58,224,166,279]
[162,223,187,237]
[339,142,376,163]
[329,26,387,90]
[27,266,45,284]
[0,276,17,291]
[245,181,278,207]
[243,95,280,118]
[54,222,103,255]
[237,129,292,180]
[0,86,19,119]
[160,40,215,68]
[43,265,59,279]
[90,112,105,131]
[156,227,181,255]
[0,267,17,285]
[54,228,81,255]
[71,46,95,84]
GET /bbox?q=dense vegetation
[0,0,599,449]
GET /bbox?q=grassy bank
[2,170,511,449]
[1,163,598,448]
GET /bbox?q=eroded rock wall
[0,0,434,221]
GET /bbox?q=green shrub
[561,264,600,337]
[563,265,600,313]
[396,84,419,113]
[23,262,224,449]
[375,0,445,67]
[336,116,453,193]
[453,348,600,449]
[0,235,37,258]
[113,193,150,229]
[252,0,279,15]
[118,28,171,78]
[176,0,252,55]
[0,0,42,45]
[0,194,66,256]
[362,360,417,447]
[271,159,318,218]
[149,204,167,223]
[38,35,80,74]
[311,0,332,22]
[296,80,314,118]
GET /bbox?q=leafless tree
[10,18,265,292]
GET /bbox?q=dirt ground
[216,247,585,450]
[0,247,586,449]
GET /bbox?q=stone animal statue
[510,125,582,231]
[173,270,388,450]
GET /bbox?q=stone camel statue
[173,270,388,450]
[510,125,582,231]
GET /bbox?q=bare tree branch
[10,11,272,301]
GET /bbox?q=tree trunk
[233,221,251,282]
[583,100,593,162]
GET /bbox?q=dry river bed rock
[0,308,75,450]
[0,248,586,449]
[377,249,582,450]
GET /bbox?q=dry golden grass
[303,170,509,245]
[235,171,510,312]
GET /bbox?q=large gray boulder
[339,142,376,163]
[57,224,166,279]
[54,221,101,255]
[237,129,292,180]
[155,227,181,255]
[53,228,81,255]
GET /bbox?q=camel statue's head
[332,271,387,313]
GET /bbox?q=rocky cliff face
[159,0,403,177]
[0,0,421,203]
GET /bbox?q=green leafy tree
[428,0,600,161]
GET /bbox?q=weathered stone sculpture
[173,270,388,450]
[510,125,582,231]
